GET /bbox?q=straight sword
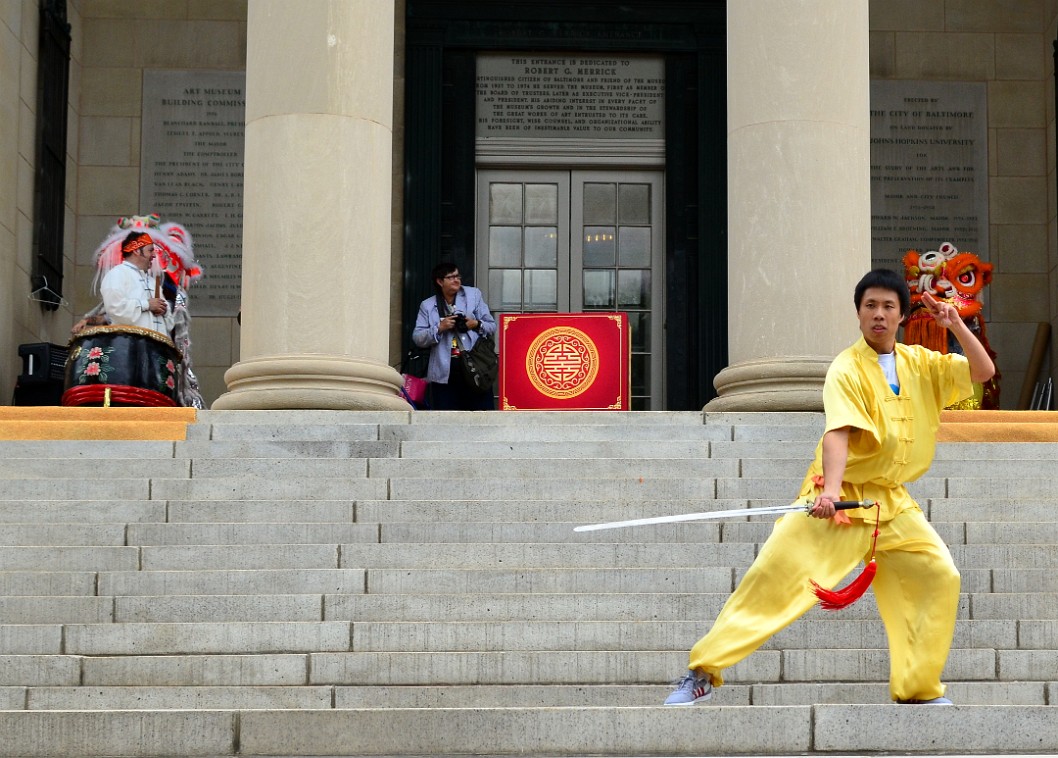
[573,500,875,532]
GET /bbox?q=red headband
[122,233,153,254]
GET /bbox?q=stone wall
[871,0,1053,407]
[0,0,82,404]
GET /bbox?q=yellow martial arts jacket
[797,337,973,523]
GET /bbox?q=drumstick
[154,275,161,299]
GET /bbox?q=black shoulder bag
[460,329,498,394]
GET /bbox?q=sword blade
[573,503,808,532]
[573,500,874,532]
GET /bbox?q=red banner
[498,313,630,410]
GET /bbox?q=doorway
[476,169,664,409]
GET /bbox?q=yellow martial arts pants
[688,506,960,702]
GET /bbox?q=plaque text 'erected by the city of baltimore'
[476,54,664,139]
[870,81,988,270]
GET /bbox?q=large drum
[62,325,183,407]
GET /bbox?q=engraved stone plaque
[870,81,988,270]
[476,54,664,139]
[140,70,245,317]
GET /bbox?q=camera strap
[437,293,461,355]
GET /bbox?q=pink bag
[402,373,428,404]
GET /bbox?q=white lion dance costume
[86,214,206,409]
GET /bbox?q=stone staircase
[0,409,1057,756]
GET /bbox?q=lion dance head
[902,242,999,409]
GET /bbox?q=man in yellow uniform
[665,269,995,706]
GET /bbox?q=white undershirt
[878,351,899,394]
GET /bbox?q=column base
[705,357,832,412]
[212,354,410,410]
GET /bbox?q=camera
[452,313,469,332]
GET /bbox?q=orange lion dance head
[902,242,998,408]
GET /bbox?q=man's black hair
[854,268,910,316]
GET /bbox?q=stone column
[707,0,871,411]
[213,0,407,410]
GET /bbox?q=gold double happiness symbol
[526,326,600,399]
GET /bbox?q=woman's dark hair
[431,261,458,292]
[854,268,910,316]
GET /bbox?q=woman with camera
[412,261,497,410]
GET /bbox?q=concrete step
[399,440,714,458]
[12,679,1041,711]
[0,546,138,571]
[206,423,383,441]
[0,479,149,500]
[323,592,905,622]
[348,618,1015,653]
[929,498,1058,522]
[389,476,719,499]
[0,501,164,524]
[0,524,127,546]
[950,477,1058,498]
[355,498,746,523]
[65,621,350,654]
[365,567,736,594]
[369,457,738,478]
[150,477,387,500]
[111,596,329,623]
[0,626,61,655]
[167,500,356,522]
[36,647,999,689]
[176,439,400,458]
[100,569,365,596]
[134,541,753,571]
[139,544,340,571]
[26,684,334,710]
[0,597,113,624]
[336,542,758,568]
[126,523,378,546]
[994,568,1058,592]
[0,440,175,458]
[3,703,1058,757]
[383,423,732,442]
[190,458,369,478]
[0,459,189,479]
[719,476,945,499]
[307,648,994,686]
[334,679,1050,707]
[0,572,97,596]
[741,456,1058,479]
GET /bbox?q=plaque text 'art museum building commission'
[141,70,246,317]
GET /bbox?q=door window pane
[525,184,558,224]
[619,183,650,224]
[628,312,650,351]
[631,353,650,395]
[618,226,650,267]
[489,269,522,311]
[488,227,522,267]
[583,226,615,267]
[583,269,615,309]
[583,183,616,225]
[617,269,650,308]
[525,227,558,267]
[524,269,557,310]
[490,184,523,224]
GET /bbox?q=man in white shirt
[100,231,174,335]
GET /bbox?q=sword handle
[832,499,875,510]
